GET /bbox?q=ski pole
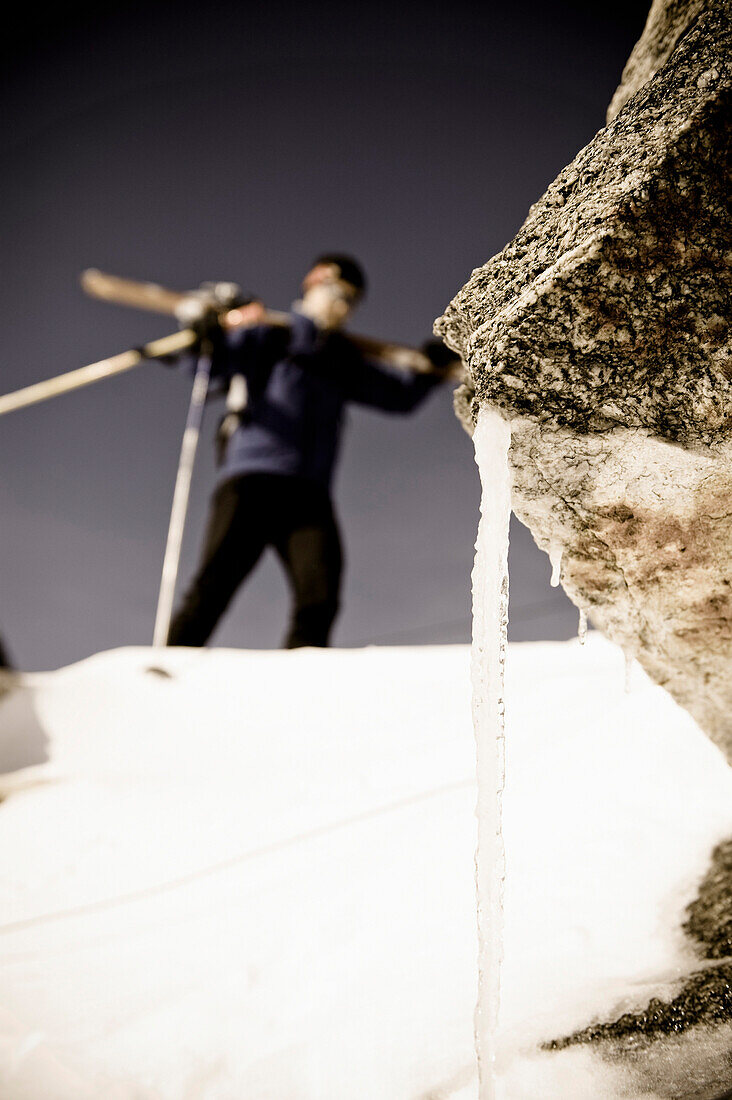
[152,340,213,647]
[0,330,197,418]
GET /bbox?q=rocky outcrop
[437,2,732,758]
[508,420,732,760]
[607,0,708,122]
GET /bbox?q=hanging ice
[469,412,732,1097]
[549,543,563,587]
[578,609,588,646]
[471,407,512,1098]
[624,650,634,694]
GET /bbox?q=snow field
[0,638,731,1098]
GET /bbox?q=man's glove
[173,282,255,333]
[420,338,463,378]
[157,283,258,368]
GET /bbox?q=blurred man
[167,254,451,649]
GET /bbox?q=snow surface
[498,640,732,1099]
[0,645,477,1100]
[0,639,731,1099]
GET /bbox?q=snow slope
[0,638,731,1099]
[0,645,478,1100]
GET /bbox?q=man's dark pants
[167,473,343,649]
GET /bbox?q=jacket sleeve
[338,341,443,413]
[279,312,444,413]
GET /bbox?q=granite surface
[437,1,732,759]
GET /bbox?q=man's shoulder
[321,329,361,361]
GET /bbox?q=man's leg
[273,482,343,649]
[167,477,267,646]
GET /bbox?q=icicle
[624,650,634,694]
[471,408,512,1098]
[549,542,563,587]
[578,608,588,646]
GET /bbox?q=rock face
[436,2,732,759]
[607,0,708,122]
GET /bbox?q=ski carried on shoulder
[0,270,463,420]
[81,269,463,378]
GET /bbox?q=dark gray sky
[0,0,648,669]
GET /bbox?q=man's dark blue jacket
[210,311,440,489]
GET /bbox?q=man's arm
[199,305,287,398]
[160,301,270,395]
[285,314,453,411]
[334,334,452,413]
